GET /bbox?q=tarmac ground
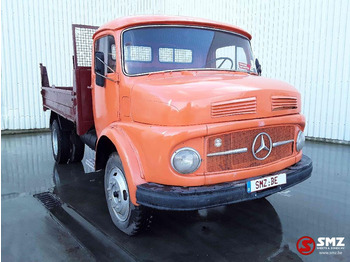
[1,132,349,261]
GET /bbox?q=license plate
[247,173,286,193]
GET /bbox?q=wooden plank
[43,99,75,122]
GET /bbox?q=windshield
[122,26,256,75]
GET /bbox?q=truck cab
[41,16,312,235]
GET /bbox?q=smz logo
[317,237,345,247]
[297,236,315,255]
[297,236,345,255]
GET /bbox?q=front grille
[206,126,295,173]
[211,97,256,118]
[271,96,297,111]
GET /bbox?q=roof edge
[94,15,252,40]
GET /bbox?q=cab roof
[95,15,252,40]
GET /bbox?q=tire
[51,120,70,164]
[69,132,85,163]
[104,153,152,235]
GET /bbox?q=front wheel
[104,153,152,235]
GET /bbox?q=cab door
[92,34,120,136]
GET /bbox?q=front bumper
[136,155,312,211]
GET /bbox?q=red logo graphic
[238,62,251,71]
[296,236,316,255]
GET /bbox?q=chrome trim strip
[207,139,294,157]
[272,139,294,148]
[207,147,248,157]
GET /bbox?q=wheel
[51,119,70,164]
[69,132,85,163]
[104,153,152,235]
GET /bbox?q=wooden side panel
[41,87,75,122]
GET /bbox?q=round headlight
[171,147,201,174]
[296,131,305,152]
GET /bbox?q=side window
[107,36,116,73]
[95,35,116,74]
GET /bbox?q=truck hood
[130,72,301,126]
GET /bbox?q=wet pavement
[1,132,350,262]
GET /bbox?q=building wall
[1,0,349,141]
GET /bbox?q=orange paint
[89,16,307,205]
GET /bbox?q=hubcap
[52,128,58,156]
[106,167,130,222]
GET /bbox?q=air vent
[271,96,298,111]
[211,97,257,118]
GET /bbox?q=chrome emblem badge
[252,132,272,160]
[214,138,222,148]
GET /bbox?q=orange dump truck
[41,16,312,235]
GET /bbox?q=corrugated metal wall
[1,0,349,141]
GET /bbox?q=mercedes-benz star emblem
[252,132,272,160]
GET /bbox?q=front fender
[97,124,146,205]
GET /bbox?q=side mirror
[255,58,262,76]
[95,51,105,86]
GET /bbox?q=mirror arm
[96,56,115,74]
[95,72,117,83]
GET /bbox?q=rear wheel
[51,120,70,164]
[104,153,152,235]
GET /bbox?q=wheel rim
[106,167,130,222]
[52,128,58,156]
